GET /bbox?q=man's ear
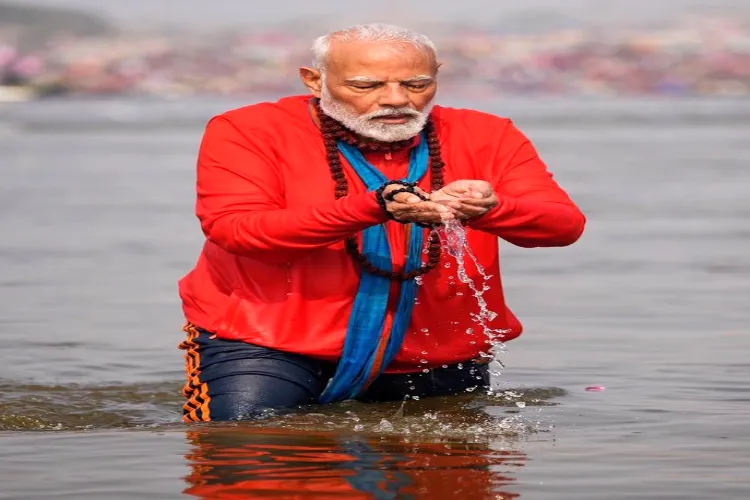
[299,67,323,97]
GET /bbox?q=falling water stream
[434,220,510,379]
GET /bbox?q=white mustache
[366,108,420,119]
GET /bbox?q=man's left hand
[430,180,499,220]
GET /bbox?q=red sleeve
[195,115,388,260]
[467,119,586,247]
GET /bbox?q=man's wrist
[375,180,420,222]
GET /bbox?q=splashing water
[433,220,511,371]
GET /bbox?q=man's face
[301,40,439,142]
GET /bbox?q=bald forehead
[325,39,437,76]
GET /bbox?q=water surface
[1,96,748,499]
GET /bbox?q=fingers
[455,197,497,208]
[388,200,453,215]
[382,181,495,224]
[388,200,457,224]
[390,191,423,204]
[432,185,488,202]
[455,207,487,220]
[430,188,472,209]
[430,198,464,211]
[431,195,497,220]
[452,196,498,220]
[440,186,471,198]
[443,180,493,199]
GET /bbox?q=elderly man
[178,24,585,422]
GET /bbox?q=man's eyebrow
[402,75,434,83]
[345,76,383,84]
[344,75,434,84]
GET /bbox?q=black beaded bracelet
[384,187,429,202]
[375,180,421,221]
[375,180,443,229]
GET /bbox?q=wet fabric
[179,326,490,422]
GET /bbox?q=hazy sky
[17,0,750,29]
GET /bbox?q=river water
[1,96,748,499]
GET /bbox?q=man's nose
[378,83,410,107]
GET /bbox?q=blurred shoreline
[1,5,750,100]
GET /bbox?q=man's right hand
[382,184,459,225]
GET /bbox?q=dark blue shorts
[179,326,491,422]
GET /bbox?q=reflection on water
[0,377,548,498]
[1,378,549,498]
[182,426,526,499]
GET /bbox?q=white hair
[311,23,437,71]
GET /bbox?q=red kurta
[178,95,585,373]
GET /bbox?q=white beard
[319,84,433,143]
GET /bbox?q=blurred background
[1,0,750,99]
[1,2,749,499]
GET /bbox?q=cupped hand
[382,184,460,225]
[430,180,498,220]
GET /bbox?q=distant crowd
[2,16,750,98]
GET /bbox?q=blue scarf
[319,133,429,403]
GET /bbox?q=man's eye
[405,83,430,90]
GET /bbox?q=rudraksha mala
[314,99,447,282]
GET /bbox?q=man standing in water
[178,24,585,422]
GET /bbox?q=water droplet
[377,419,394,432]
[444,263,451,268]
[515,401,526,408]
[421,351,428,355]
[412,395,420,400]
[409,385,416,390]
[457,363,464,370]
[420,359,428,364]
[354,424,365,431]
[466,386,476,392]
[420,328,429,333]
[469,341,476,345]
[466,328,474,334]
[422,368,429,373]
[441,365,449,369]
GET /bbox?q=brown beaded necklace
[314,99,446,282]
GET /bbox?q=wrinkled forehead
[325,40,437,80]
